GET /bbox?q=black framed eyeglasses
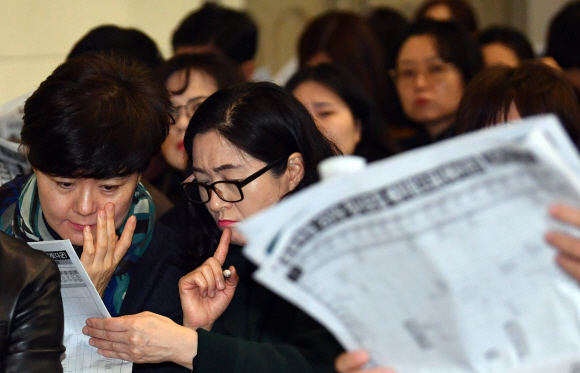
[182,157,286,203]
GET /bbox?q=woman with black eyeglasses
[142,53,244,218]
[83,82,344,373]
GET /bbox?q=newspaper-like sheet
[240,115,580,373]
[0,137,30,186]
[0,91,29,141]
[29,240,132,373]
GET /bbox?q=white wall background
[0,0,249,102]
[0,0,571,103]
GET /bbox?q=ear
[285,152,305,192]
[354,119,362,146]
[239,60,256,81]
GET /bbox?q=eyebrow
[191,163,244,174]
[311,102,332,109]
[399,56,444,65]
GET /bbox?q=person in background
[390,19,483,150]
[545,0,580,99]
[477,26,535,67]
[366,7,410,68]
[415,0,479,36]
[83,82,343,372]
[143,53,245,217]
[287,63,393,161]
[297,10,393,126]
[0,24,164,142]
[171,3,258,81]
[67,25,164,71]
[454,61,580,147]
[0,231,65,373]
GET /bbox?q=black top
[195,245,344,373]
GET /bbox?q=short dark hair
[183,82,339,262]
[67,25,163,71]
[546,1,580,69]
[159,53,245,96]
[22,53,171,179]
[415,0,478,34]
[286,63,392,161]
[455,61,580,147]
[478,26,535,62]
[395,19,483,84]
[171,3,258,64]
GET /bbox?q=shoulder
[0,174,30,216]
[0,230,55,277]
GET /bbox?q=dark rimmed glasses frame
[182,157,287,203]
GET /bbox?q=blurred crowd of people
[4,1,580,372]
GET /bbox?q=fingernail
[218,280,225,290]
[106,203,114,211]
[99,210,105,218]
[82,326,87,335]
[89,338,95,346]
[86,319,93,327]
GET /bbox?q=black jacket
[195,245,344,373]
[0,231,65,373]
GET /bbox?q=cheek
[113,193,135,230]
[438,78,464,109]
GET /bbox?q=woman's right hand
[80,202,136,296]
[179,228,239,331]
[335,351,395,373]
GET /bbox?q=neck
[423,114,455,140]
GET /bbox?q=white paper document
[240,115,580,373]
[29,240,132,373]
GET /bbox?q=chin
[65,232,85,247]
[230,231,247,246]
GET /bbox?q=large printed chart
[29,241,132,373]
[242,116,580,373]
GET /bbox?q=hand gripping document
[29,240,132,373]
[240,115,580,373]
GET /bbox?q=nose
[206,189,231,214]
[175,112,190,131]
[414,71,428,89]
[73,187,97,216]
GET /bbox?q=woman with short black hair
[0,54,188,327]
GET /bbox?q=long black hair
[286,63,393,161]
[183,82,339,263]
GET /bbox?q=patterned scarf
[2,174,155,316]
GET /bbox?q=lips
[69,222,96,231]
[177,140,185,152]
[415,98,430,107]
[218,220,237,228]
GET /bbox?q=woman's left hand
[179,228,239,331]
[335,351,395,373]
[546,203,580,282]
[80,202,136,296]
[83,312,198,369]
